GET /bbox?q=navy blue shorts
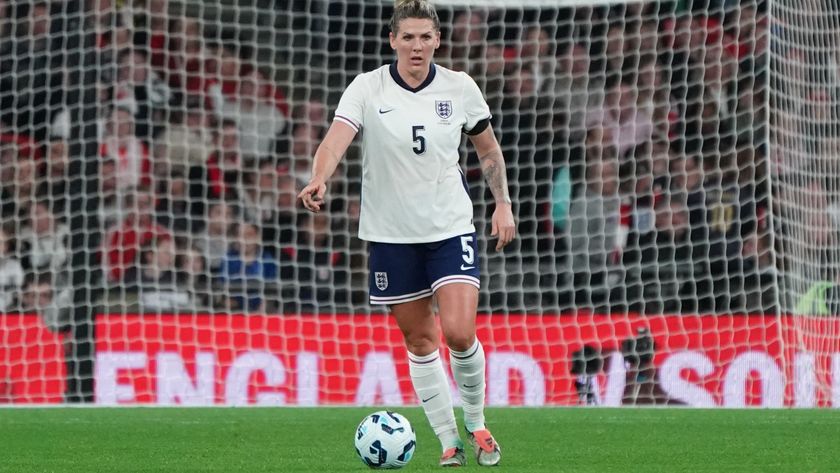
[369,233,480,305]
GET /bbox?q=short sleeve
[333,74,366,133]
[461,72,491,134]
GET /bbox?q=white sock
[449,339,486,432]
[408,349,460,451]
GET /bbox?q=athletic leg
[435,284,485,430]
[392,297,462,461]
[436,284,500,466]
[427,234,487,432]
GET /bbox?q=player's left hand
[491,202,515,252]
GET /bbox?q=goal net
[0,0,837,407]
[770,0,840,406]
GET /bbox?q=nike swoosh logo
[460,265,475,271]
[421,393,440,403]
[463,383,481,388]
[379,108,394,114]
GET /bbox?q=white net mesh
[2,0,838,407]
[770,0,840,405]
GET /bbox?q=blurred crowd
[0,0,787,323]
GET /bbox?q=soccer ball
[354,410,416,469]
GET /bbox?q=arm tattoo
[478,148,511,205]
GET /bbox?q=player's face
[389,18,440,77]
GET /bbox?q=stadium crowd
[0,0,780,326]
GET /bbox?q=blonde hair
[390,0,440,33]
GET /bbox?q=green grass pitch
[2,407,838,472]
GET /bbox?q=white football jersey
[333,63,491,243]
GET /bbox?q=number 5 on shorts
[460,236,474,265]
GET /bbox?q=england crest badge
[435,100,453,120]
[375,272,389,291]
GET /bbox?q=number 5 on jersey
[412,125,426,155]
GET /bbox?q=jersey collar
[389,61,436,93]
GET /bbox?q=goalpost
[0,0,838,407]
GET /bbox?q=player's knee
[404,331,439,356]
[445,333,475,352]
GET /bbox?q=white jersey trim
[334,114,360,132]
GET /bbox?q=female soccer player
[298,0,515,467]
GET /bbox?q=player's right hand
[298,180,327,213]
